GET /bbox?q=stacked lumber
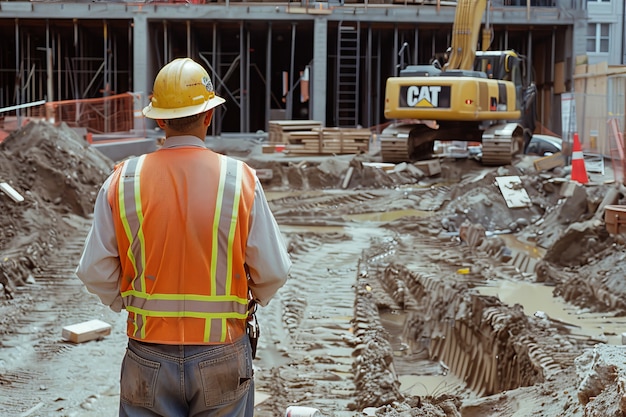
[285,127,371,155]
[318,127,370,154]
[268,120,322,144]
[283,131,322,153]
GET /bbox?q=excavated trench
[252,177,600,415]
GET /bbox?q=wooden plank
[533,152,565,171]
[268,120,323,143]
[62,319,112,343]
[341,166,354,189]
[268,120,322,128]
[554,62,566,94]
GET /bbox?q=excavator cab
[474,50,526,110]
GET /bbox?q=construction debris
[62,319,112,343]
[533,152,566,171]
[495,175,532,208]
[0,182,24,203]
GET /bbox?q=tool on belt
[245,266,260,359]
[247,297,259,359]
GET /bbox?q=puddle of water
[398,374,474,399]
[476,280,626,345]
[266,189,350,201]
[500,234,545,259]
[481,234,626,342]
[281,224,347,234]
[344,209,430,222]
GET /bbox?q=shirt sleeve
[246,177,291,307]
[75,175,125,312]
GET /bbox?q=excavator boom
[445,0,488,71]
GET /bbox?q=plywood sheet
[495,176,531,208]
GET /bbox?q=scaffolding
[0,1,582,137]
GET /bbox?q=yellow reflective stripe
[133,157,147,303]
[125,306,247,320]
[117,155,147,339]
[121,290,247,303]
[117,161,137,279]
[225,161,243,294]
[210,157,228,295]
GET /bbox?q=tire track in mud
[0,215,126,416]
[253,229,378,416]
[255,190,399,416]
[254,187,464,416]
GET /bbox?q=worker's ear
[203,109,214,127]
[156,119,167,129]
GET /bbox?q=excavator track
[379,122,438,163]
[379,121,524,166]
[380,135,409,163]
[379,123,412,163]
[480,123,524,166]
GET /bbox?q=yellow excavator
[380,0,537,165]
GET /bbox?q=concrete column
[312,17,327,126]
[133,14,150,131]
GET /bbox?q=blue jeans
[119,335,254,417]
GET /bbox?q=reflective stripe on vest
[116,153,248,343]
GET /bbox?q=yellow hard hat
[142,58,225,119]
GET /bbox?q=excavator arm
[445,0,489,71]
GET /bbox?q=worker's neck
[164,126,208,140]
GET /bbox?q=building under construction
[0,0,586,138]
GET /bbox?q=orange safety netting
[45,93,137,134]
[1,93,142,136]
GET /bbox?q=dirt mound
[0,121,113,297]
[247,154,426,191]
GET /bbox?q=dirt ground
[2,120,626,417]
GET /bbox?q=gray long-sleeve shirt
[76,135,291,312]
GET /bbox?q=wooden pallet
[284,127,371,155]
[268,120,323,143]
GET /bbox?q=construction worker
[75,57,291,417]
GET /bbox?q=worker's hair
[163,112,205,132]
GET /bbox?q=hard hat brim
[142,95,225,120]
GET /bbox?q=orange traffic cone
[571,132,589,184]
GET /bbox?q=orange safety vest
[107,147,257,344]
